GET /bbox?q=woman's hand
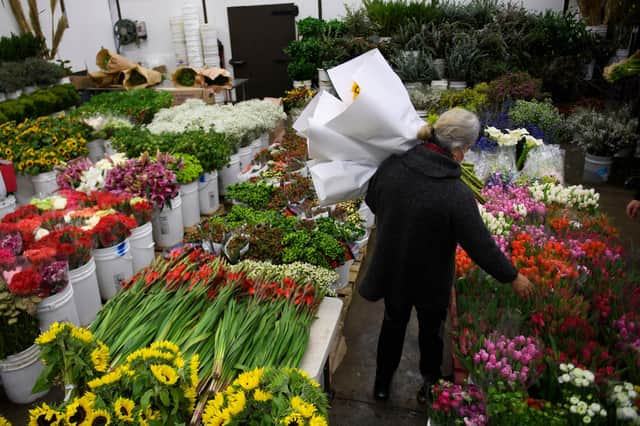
[512,273,534,298]
[626,200,640,219]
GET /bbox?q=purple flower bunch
[472,334,542,390]
[481,183,546,222]
[614,314,640,354]
[40,259,69,295]
[0,231,22,256]
[430,380,487,426]
[56,157,93,190]
[105,153,179,209]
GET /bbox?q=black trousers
[375,299,447,384]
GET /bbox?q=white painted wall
[0,0,564,74]
[0,0,115,71]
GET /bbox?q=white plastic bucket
[430,79,448,93]
[130,222,155,273]
[0,195,16,220]
[199,171,220,215]
[583,153,613,183]
[359,203,375,229]
[31,170,58,197]
[6,90,22,100]
[180,181,200,227]
[433,58,446,79]
[219,155,241,195]
[250,139,263,158]
[331,260,354,290]
[36,283,80,331]
[69,257,102,326]
[0,345,49,404]
[449,81,467,91]
[93,239,133,300]
[16,173,35,205]
[88,139,106,163]
[260,132,270,148]
[238,147,253,172]
[152,195,184,248]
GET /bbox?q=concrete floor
[2,145,639,425]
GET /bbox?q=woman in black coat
[359,108,534,402]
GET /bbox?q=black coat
[359,144,518,312]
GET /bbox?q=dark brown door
[227,4,297,99]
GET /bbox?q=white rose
[34,228,50,241]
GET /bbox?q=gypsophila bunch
[529,182,599,211]
[201,367,329,426]
[608,382,640,424]
[33,322,110,400]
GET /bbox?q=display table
[299,296,343,388]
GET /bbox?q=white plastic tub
[238,147,254,172]
[199,171,220,215]
[130,222,155,273]
[31,171,58,197]
[152,195,184,248]
[0,344,49,404]
[87,139,106,163]
[0,195,16,220]
[69,257,102,326]
[36,283,80,331]
[180,181,200,227]
[93,239,133,300]
[219,155,241,196]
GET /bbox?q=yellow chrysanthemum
[88,409,110,425]
[309,415,328,426]
[90,341,110,373]
[352,82,360,100]
[189,354,200,387]
[226,391,246,416]
[291,396,316,418]
[254,388,273,402]
[28,403,61,426]
[65,398,90,425]
[202,406,231,426]
[87,369,122,389]
[150,364,179,385]
[150,341,180,353]
[114,397,135,422]
[234,368,263,391]
[35,322,68,345]
[0,415,12,426]
[281,412,304,426]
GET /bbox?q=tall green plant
[446,31,485,82]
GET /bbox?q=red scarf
[423,141,452,159]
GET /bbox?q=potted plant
[0,62,26,98]
[393,49,439,88]
[446,32,485,91]
[566,107,638,183]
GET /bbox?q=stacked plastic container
[183,0,204,67]
[170,16,188,67]
[200,24,221,68]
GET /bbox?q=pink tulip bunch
[472,334,542,390]
[430,380,487,426]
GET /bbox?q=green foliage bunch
[0,33,45,62]
[170,153,204,184]
[509,99,564,143]
[438,83,489,113]
[0,84,79,123]
[76,89,173,124]
[227,182,276,210]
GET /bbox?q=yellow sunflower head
[70,325,93,344]
[309,415,329,426]
[137,406,160,425]
[234,368,263,391]
[254,388,273,402]
[91,341,110,373]
[202,406,231,426]
[113,397,135,422]
[150,364,179,385]
[150,341,180,354]
[88,409,110,426]
[35,322,68,346]
[0,415,11,426]
[28,403,61,426]
[291,396,316,418]
[189,354,200,388]
[226,390,246,416]
[65,398,91,425]
[281,412,304,426]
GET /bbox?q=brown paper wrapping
[96,48,137,73]
[123,65,163,90]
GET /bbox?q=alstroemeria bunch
[33,322,110,400]
[56,157,93,190]
[608,382,640,424]
[105,152,179,209]
[429,380,487,426]
[201,367,329,426]
[471,334,543,391]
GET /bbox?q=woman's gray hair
[417,108,481,152]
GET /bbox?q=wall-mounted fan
[114,19,138,46]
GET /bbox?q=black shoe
[417,381,432,405]
[373,377,390,400]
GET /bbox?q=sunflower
[87,369,122,389]
[234,368,263,391]
[70,325,93,344]
[309,415,328,426]
[3,147,12,158]
[254,388,273,402]
[113,397,135,422]
[226,391,246,416]
[35,322,68,345]
[28,403,61,426]
[150,364,179,385]
[0,415,12,426]
[189,354,200,387]
[202,406,231,426]
[25,159,34,168]
[150,341,180,353]
[291,396,316,418]
[137,406,160,426]
[91,341,110,373]
[281,412,304,426]
[65,398,91,425]
[88,409,110,425]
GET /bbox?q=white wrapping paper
[294,49,425,205]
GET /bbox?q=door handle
[229,58,246,66]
